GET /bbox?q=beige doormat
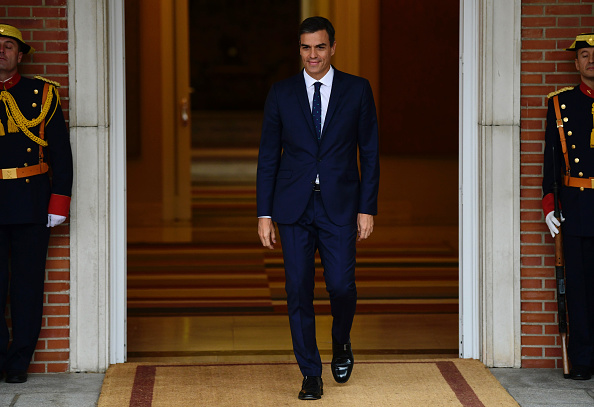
[98,359,518,407]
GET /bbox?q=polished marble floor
[127,313,459,363]
[127,154,459,362]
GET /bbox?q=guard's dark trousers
[0,224,50,372]
[563,235,594,368]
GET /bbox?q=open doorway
[124,0,459,362]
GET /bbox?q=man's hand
[47,214,66,228]
[357,213,374,241]
[258,218,277,249]
[545,210,565,238]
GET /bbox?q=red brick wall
[1,1,70,373]
[521,0,594,368]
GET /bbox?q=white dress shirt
[303,66,334,133]
[304,67,334,186]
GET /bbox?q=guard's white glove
[545,211,565,238]
[47,214,66,228]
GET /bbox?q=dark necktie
[312,82,322,139]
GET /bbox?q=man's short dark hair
[299,16,335,46]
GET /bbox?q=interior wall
[126,0,165,219]
[126,0,192,241]
[380,1,459,156]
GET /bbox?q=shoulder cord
[0,84,55,147]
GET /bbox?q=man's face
[575,47,594,82]
[300,30,335,80]
[0,37,22,78]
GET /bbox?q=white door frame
[108,0,128,364]
[459,0,522,366]
[100,0,522,367]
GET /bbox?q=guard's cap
[0,24,34,54]
[566,33,594,51]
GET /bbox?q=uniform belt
[0,163,48,180]
[564,175,594,190]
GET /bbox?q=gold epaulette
[34,75,61,88]
[547,87,574,99]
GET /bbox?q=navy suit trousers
[277,191,357,377]
[0,223,50,372]
[563,235,594,368]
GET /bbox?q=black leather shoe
[570,365,591,380]
[5,370,27,383]
[331,338,354,383]
[298,376,322,400]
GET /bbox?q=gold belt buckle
[1,168,17,179]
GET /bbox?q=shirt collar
[303,66,334,88]
[579,81,594,99]
[1,72,21,91]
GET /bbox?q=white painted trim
[68,0,110,371]
[479,0,522,368]
[108,0,127,365]
[459,0,481,360]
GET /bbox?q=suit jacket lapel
[322,68,343,137]
[295,72,317,138]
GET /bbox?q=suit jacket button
[23,163,28,167]
[27,148,31,152]
[579,172,584,177]
[568,131,573,136]
[25,179,30,183]
[580,187,585,191]
[575,158,580,163]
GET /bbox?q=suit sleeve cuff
[48,194,71,217]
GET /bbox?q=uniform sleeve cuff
[48,194,71,217]
[542,193,560,217]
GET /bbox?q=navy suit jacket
[257,68,379,226]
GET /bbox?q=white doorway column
[68,0,127,370]
[459,0,522,367]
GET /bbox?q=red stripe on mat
[436,361,485,407]
[130,365,156,407]
[128,361,485,406]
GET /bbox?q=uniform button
[34,89,39,94]
[25,179,29,183]
[23,163,28,167]
[568,131,573,136]
[572,145,576,149]
[32,103,37,108]
[580,187,585,191]
[561,104,566,109]
[575,158,580,163]
[563,117,568,122]
[26,148,31,152]
[579,172,584,177]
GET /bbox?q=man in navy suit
[257,16,379,400]
[0,24,73,383]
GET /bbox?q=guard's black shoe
[298,376,323,400]
[5,370,27,383]
[331,338,354,383]
[570,365,591,380]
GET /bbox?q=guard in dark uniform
[0,24,73,383]
[542,33,594,380]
